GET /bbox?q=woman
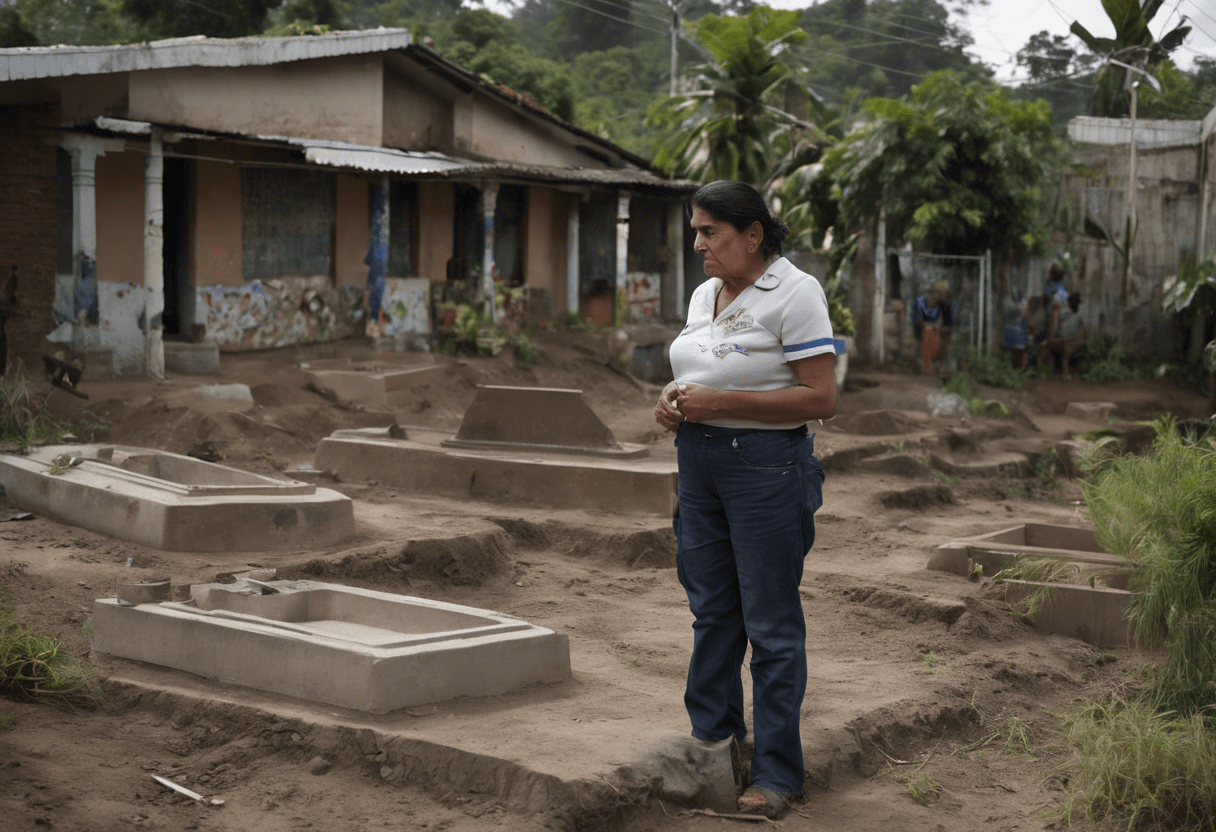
[912,280,953,373]
[654,181,836,818]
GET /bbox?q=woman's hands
[654,382,717,431]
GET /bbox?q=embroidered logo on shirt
[712,342,750,359]
[719,309,754,335]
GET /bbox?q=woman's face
[690,207,763,282]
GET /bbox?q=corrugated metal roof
[82,118,694,191]
[1068,115,1203,148]
[0,29,410,83]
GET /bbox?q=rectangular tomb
[928,523,1128,588]
[91,579,571,713]
[315,426,677,515]
[304,357,446,408]
[0,445,353,552]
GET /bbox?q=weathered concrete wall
[1063,142,1203,353]
[190,159,242,287]
[95,150,144,284]
[197,276,364,350]
[128,56,384,146]
[335,174,369,290]
[454,97,598,168]
[524,187,568,311]
[0,104,59,370]
[383,68,453,152]
[417,181,454,284]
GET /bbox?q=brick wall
[0,104,59,373]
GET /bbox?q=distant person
[1043,262,1067,305]
[1040,291,1085,380]
[1000,288,1029,369]
[913,280,953,373]
[1024,294,1046,362]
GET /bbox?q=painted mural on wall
[365,277,431,343]
[626,272,661,322]
[197,276,365,351]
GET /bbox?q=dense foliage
[815,72,1061,260]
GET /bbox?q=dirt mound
[856,453,933,479]
[840,410,923,436]
[877,484,955,509]
[285,531,511,587]
[841,586,966,625]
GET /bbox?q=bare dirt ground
[0,330,1208,832]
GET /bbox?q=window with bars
[241,167,335,279]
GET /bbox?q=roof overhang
[81,118,699,194]
[0,29,411,83]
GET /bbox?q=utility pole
[670,2,679,96]
[1123,79,1138,302]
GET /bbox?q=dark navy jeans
[673,422,825,796]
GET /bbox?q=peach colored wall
[524,187,568,308]
[191,159,243,287]
[335,174,369,289]
[417,181,454,283]
[454,98,603,168]
[383,69,453,152]
[128,56,384,146]
[95,151,144,284]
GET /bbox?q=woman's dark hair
[691,181,788,258]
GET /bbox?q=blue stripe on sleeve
[782,337,836,354]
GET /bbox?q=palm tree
[647,8,830,187]
[1070,0,1191,117]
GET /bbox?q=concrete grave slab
[303,355,446,408]
[315,425,676,515]
[928,523,1127,588]
[91,579,571,713]
[1064,401,1116,423]
[442,385,649,459]
[0,445,353,551]
[164,341,221,375]
[929,524,1131,647]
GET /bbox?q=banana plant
[1069,0,1191,116]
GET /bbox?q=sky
[765,0,1216,84]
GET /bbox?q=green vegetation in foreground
[0,368,107,451]
[0,605,98,707]
[1057,698,1216,830]
[1051,417,1216,831]
[941,372,1009,418]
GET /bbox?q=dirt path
[1,335,1206,832]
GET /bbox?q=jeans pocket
[731,431,797,470]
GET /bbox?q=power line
[1182,0,1216,30]
[537,0,670,38]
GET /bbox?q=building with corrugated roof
[0,30,697,375]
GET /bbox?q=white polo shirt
[669,256,835,430]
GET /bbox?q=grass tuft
[1055,698,1216,831]
[0,605,98,707]
[899,771,942,805]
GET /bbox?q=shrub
[1082,417,1216,714]
[955,346,1031,390]
[942,372,1010,418]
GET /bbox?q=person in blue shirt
[912,280,953,373]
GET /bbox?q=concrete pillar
[872,205,886,364]
[143,129,165,378]
[665,200,685,321]
[615,193,630,326]
[566,198,579,317]
[366,176,389,324]
[65,139,101,347]
[480,182,499,322]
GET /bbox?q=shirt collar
[754,256,793,291]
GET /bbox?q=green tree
[1138,58,1216,120]
[1069,0,1191,117]
[795,0,982,104]
[0,6,38,46]
[11,0,136,45]
[572,43,667,155]
[1011,30,1099,131]
[120,0,273,39]
[816,71,1060,260]
[647,8,819,185]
